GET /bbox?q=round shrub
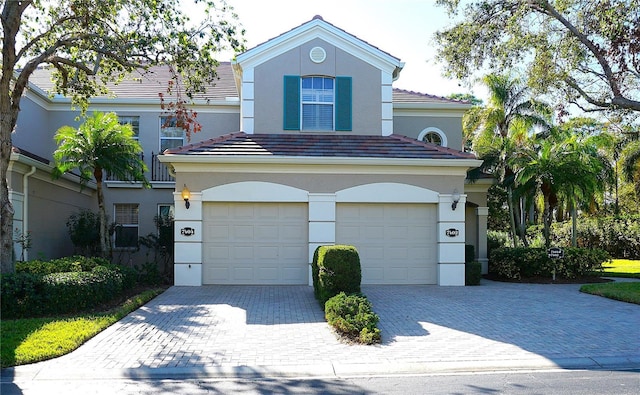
[325,292,381,344]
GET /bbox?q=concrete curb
[4,356,640,382]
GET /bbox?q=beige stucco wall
[393,115,464,151]
[253,38,382,135]
[176,171,467,197]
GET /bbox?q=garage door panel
[336,203,437,285]
[203,203,308,285]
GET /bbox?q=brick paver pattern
[36,281,640,370]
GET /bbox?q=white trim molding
[202,181,308,202]
[336,182,439,203]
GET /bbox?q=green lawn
[581,259,640,305]
[602,259,640,279]
[1,288,165,368]
[580,282,640,305]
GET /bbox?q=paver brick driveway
[8,280,640,378]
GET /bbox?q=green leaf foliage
[489,247,609,280]
[325,292,381,344]
[312,245,362,307]
[435,0,640,113]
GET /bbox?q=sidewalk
[3,280,640,382]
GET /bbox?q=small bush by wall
[312,245,361,307]
[325,292,381,344]
[489,247,609,280]
[465,245,475,263]
[465,262,482,285]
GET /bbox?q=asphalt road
[3,369,639,394]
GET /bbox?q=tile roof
[27,63,238,102]
[164,132,476,160]
[392,88,470,105]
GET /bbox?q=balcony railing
[106,152,174,182]
[151,152,174,182]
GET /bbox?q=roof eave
[159,154,482,169]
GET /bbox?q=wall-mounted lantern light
[181,184,191,209]
[451,189,461,211]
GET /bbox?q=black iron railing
[106,152,174,182]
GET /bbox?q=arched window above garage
[418,127,448,147]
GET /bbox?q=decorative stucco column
[308,193,336,286]
[173,191,203,286]
[476,206,489,274]
[437,193,467,286]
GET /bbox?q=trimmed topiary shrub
[465,262,482,285]
[325,292,381,344]
[489,247,609,280]
[312,245,361,308]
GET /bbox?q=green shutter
[283,75,300,130]
[335,76,352,131]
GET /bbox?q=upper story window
[418,127,448,147]
[302,77,334,130]
[284,75,352,132]
[160,116,185,152]
[118,116,139,140]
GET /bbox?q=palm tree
[513,129,609,248]
[53,112,149,258]
[464,74,552,246]
[622,139,640,197]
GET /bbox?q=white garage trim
[202,181,309,202]
[336,182,439,203]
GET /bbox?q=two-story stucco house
[8,16,490,285]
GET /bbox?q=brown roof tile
[164,132,476,160]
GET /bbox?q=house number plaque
[445,228,459,237]
[181,227,195,237]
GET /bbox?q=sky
[217,0,484,100]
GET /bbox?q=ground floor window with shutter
[114,203,139,248]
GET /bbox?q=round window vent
[310,46,326,63]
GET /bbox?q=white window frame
[159,116,186,152]
[114,203,139,249]
[301,76,334,131]
[418,127,448,147]
[118,116,140,140]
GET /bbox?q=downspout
[22,166,36,261]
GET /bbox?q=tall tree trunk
[0,97,19,273]
[94,168,110,259]
[543,194,552,249]
[571,200,577,247]
[1,120,15,272]
[507,187,519,247]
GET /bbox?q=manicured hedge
[312,245,361,307]
[489,247,609,280]
[16,256,110,274]
[465,262,482,285]
[325,292,381,344]
[2,257,138,319]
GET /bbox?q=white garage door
[336,203,437,284]
[203,203,308,284]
